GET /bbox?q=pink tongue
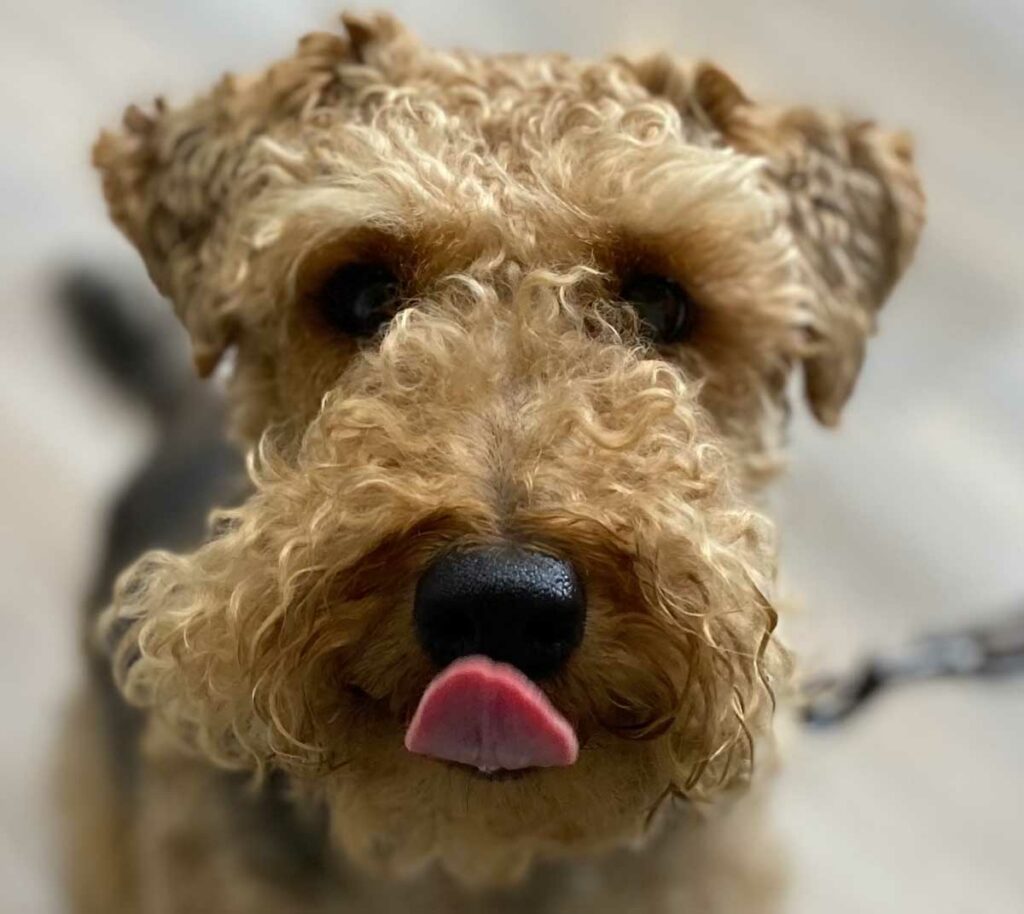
[405,656,578,773]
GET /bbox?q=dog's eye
[620,274,697,343]
[316,262,401,337]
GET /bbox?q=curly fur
[77,9,923,909]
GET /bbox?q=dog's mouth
[404,656,578,774]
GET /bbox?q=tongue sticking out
[404,656,578,773]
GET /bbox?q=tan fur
[72,10,923,912]
[57,690,137,914]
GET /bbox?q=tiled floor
[1,2,1022,911]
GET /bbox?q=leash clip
[800,607,1024,728]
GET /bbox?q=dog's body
[62,12,923,913]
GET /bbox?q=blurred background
[1,1,1022,911]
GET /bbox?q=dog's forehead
[323,48,715,171]
[374,49,662,121]
[237,44,749,269]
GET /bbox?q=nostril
[413,546,586,679]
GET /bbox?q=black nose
[413,546,585,680]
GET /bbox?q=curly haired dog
[62,11,924,913]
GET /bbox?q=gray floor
[1,2,1022,912]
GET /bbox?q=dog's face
[97,14,922,884]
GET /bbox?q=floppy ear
[92,14,406,377]
[630,55,925,425]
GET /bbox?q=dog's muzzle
[406,546,585,772]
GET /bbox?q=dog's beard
[319,712,683,885]
[104,286,786,884]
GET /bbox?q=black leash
[800,607,1024,727]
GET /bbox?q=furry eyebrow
[248,186,409,252]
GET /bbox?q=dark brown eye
[317,262,400,337]
[620,273,697,343]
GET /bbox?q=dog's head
[96,13,922,885]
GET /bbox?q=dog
[60,11,924,913]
